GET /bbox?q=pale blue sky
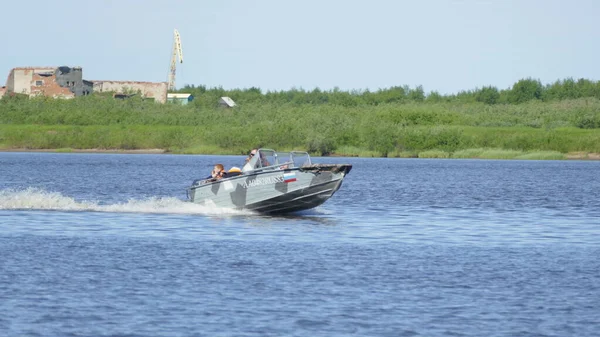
[2,0,598,94]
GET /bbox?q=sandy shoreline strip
[565,152,600,160]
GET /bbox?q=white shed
[219,96,236,108]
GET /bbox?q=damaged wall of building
[82,80,93,95]
[3,66,167,103]
[92,81,168,103]
[5,69,15,93]
[30,70,75,99]
[8,68,58,95]
[4,67,76,99]
[54,66,90,96]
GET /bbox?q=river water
[1,152,599,336]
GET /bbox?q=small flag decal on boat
[283,172,296,183]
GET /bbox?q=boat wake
[0,187,247,216]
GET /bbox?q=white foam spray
[0,187,247,216]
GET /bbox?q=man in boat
[245,149,258,164]
[242,149,258,172]
[242,148,273,172]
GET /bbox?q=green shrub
[418,150,450,158]
[452,148,485,158]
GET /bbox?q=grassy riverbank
[1,79,600,159]
[1,124,599,159]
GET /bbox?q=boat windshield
[242,149,312,172]
[285,151,312,168]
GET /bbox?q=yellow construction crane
[168,29,183,91]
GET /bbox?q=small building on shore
[167,93,194,105]
[219,96,236,108]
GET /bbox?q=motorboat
[186,149,352,214]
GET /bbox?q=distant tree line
[2,77,600,156]
[178,77,600,107]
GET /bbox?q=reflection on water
[260,209,341,226]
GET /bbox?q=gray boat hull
[188,164,352,214]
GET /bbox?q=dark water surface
[1,152,599,336]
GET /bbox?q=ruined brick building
[92,80,168,103]
[1,66,168,103]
